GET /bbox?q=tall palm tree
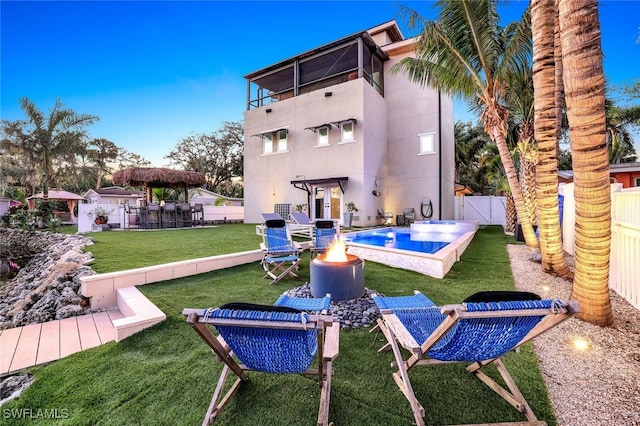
[531,0,573,279]
[17,98,98,201]
[558,0,613,326]
[393,0,539,249]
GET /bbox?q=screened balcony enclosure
[245,33,387,109]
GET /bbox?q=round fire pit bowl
[310,253,365,301]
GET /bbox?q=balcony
[245,33,386,110]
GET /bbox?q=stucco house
[82,186,143,206]
[188,188,243,206]
[559,162,640,188]
[242,20,454,226]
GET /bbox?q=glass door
[313,185,342,222]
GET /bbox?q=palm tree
[558,0,613,326]
[531,0,573,279]
[13,98,98,220]
[605,101,639,163]
[393,1,539,249]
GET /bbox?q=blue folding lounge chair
[183,301,339,426]
[274,292,332,314]
[310,220,336,258]
[260,219,302,284]
[373,291,579,426]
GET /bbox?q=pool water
[341,228,451,255]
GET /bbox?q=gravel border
[507,244,640,426]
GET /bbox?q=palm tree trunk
[559,0,613,326]
[532,0,573,279]
[554,0,565,156]
[483,102,539,249]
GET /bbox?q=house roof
[27,189,84,201]
[83,187,143,198]
[610,162,640,173]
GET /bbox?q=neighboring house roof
[27,189,84,200]
[610,162,640,173]
[189,188,243,202]
[83,187,142,198]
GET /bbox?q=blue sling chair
[371,291,579,426]
[183,294,337,426]
[260,219,302,284]
[310,220,337,258]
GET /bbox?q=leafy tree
[454,121,491,193]
[165,121,243,196]
[117,148,152,170]
[393,1,539,249]
[86,138,119,189]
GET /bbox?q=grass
[3,224,556,425]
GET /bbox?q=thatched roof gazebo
[112,167,206,203]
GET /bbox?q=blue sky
[2,1,639,166]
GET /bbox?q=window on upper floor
[341,122,355,143]
[262,129,289,154]
[634,177,640,187]
[317,126,330,147]
[418,133,436,155]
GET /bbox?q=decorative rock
[0,374,33,406]
[0,229,96,330]
[282,283,385,330]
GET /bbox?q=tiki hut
[112,167,206,202]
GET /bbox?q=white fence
[453,196,506,226]
[78,203,244,234]
[609,186,640,310]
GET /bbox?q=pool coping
[343,223,478,279]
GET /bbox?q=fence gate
[457,196,506,226]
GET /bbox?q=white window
[277,129,288,151]
[263,134,274,154]
[317,126,330,146]
[341,121,355,142]
[262,129,288,154]
[419,133,436,155]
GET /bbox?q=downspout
[438,90,442,219]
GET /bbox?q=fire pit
[310,241,365,301]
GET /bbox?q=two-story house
[243,20,454,226]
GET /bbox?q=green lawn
[3,225,556,425]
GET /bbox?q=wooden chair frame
[184,309,339,426]
[374,300,579,426]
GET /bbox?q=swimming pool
[341,220,479,279]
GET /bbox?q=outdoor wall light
[372,190,381,197]
[324,92,332,97]
[266,108,272,113]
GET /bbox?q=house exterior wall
[243,22,454,225]
[383,51,454,221]
[611,170,640,188]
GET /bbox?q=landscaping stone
[283,283,384,330]
[0,229,96,330]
